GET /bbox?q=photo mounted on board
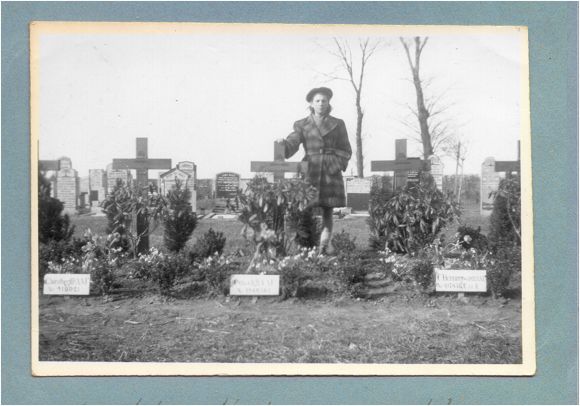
[30,22,534,376]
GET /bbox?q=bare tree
[322,38,381,178]
[399,37,456,160]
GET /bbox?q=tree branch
[399,37,415,71]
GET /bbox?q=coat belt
[308,148,338,156]
[307,148,349,159]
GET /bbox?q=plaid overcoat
[283,114,352,207]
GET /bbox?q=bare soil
[39,293,521,364]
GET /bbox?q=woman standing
[277,87,352,254]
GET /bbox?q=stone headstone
[428,155,444,190]
[159,168,189,193]
[79,176,90,194]
[106,163,132,194]
[89,169,107,204]
[58,157,72,170]
[345,177,372,212]
[435,269,487,292]
[78,176,89,209]
[230,274,280,296]
[43,274,91,295]
[177,161,197,210]
[480,144,520,214]
[215,172,240,199]
[55,157,78,214]
[196,179,214,200]
[481,157,501,213]
[159,162,197,212]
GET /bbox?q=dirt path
[39,294,521,364]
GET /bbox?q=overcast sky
[36,23,527,180]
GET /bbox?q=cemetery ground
[39,200,523,364]
[40,291,521,363]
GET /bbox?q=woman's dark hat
[306,87,333,102]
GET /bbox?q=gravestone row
[42,137,450,217]
[42,136,518,256]
[41,140,199,213]
[39,157,79,215]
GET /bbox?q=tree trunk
[355,97,364,178]
[454,141,460,198]
[327,38,379,180]
[458,159,464,203]
[412,71,433,160]
[400,37,433,160]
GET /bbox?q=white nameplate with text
[435,269,487,292]
[43,274,91,295]
[230,274,280,296]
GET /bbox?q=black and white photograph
[31,22,534,376]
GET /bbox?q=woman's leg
[319,206,334,254]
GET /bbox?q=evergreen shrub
[488,245,521,298]
[100,179,167,257]
[163,180,197,252]
[367,175,395,250]
[489,176,521,246]
[236,176,317,256]
[38,171,75,244]
[190,228,227,261]
[369,174,459,254]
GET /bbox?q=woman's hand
[275,138,285,144]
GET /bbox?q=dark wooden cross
[494,141,520,176]
[250,141,308,182]
[112,137,171,254]
[370,139,430,191]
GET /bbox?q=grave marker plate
[435,269,487,292]
[230,274,280,296]
[407,170,420,186]
[43,274,91,295]
[215,172,240,199]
